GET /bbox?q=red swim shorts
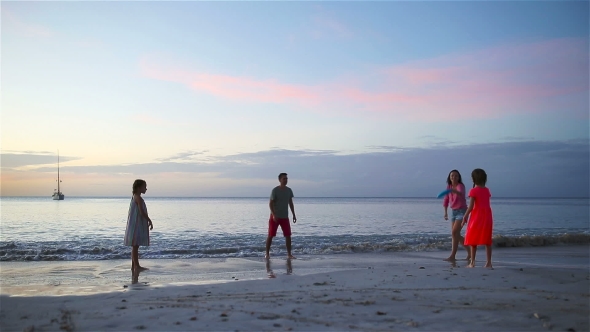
[268,214,292,237]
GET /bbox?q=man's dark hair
[278,173,288,180]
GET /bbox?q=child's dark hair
[278,173,287,180]
[446,169,463,186]
[132,179,146,194]
[471,169,487,187]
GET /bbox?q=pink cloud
[140,38,588,121]
[140,61,324,107]
[382,38,588,119]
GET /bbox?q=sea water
[0,197,588,261]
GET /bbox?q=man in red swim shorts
[265,172,297,259]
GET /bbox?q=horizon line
[1,196,589,199]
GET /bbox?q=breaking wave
[1,232,588,261]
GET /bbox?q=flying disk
[437,189,452,199]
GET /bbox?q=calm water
[1,197,588,261]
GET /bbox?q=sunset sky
[2,1,588,197]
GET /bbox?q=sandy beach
[1,245,588,331]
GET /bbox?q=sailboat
[52,151,65,200]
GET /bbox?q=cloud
[156,151,207,162]
[19,140,590,198]
[366,146,408,152]
[381,38,589,119]
[413,135,459,147]
[500,136,535,141]
[140,38,588,121]
[139,61,323,107]
[1,153,80,168]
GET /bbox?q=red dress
[464,186,493,246]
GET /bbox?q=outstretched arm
[451,184,465,195]
[289,198,296,223]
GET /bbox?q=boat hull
[52,193,64,200]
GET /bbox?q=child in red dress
[461,169,493,268]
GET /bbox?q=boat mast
[57,150,60,193]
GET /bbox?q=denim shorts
[451,209,466,222]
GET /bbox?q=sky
[1,1,589,197]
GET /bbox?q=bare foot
[288,254,296,259]
[484,262,493,269]
[466,263,475,268]
[264,254,270,260]
[443,257,456,262]
[136,266,149,272]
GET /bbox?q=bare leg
[461,234,471,261]
[133,245,148,271]
[484,245,493,268]
[265,236,273,259]
[467,246,476,268]
[131,245,139,270]
[132,269,139,284]
[286,237,296,259]
[445,221,461,261]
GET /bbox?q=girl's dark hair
[471,169,487,187]
[132,179,146,194]
[446,169,463,186]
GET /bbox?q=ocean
[1,197,588,261]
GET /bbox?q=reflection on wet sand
[132,269,140,284]
[444,256,474,268]
[131,268,148,285]
[446,256,474,268]
[266,259,293,278]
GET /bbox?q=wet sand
[1,245,588,331]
